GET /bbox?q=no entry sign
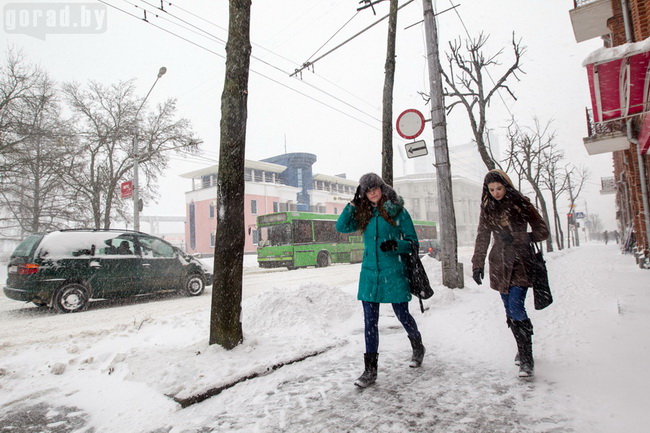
[396,109,425,139]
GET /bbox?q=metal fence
[585,107,626,137]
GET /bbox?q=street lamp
[133,66,167,232]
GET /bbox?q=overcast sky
[2,0,617,230]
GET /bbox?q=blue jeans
[362,301,421,354]
[500,286,529,321]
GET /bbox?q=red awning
[584,38,650,123]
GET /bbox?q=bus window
[293,220,313,244]
[313,220,344,243]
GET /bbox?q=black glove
[379,240,398,252]
[472,268,484,285]
[500,231,513,244]
[352,185,362,207]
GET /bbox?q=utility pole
[421,0,463,288]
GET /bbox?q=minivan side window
[139,237,175,258]
[97,237,136,256]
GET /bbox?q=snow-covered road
[0,243,648,433]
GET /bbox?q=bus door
[292,220,316,267]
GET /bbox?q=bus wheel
[316,251,331,268]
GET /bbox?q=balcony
[569,0,613,43]
[582,108,630,155]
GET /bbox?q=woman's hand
[351,186,362,207]
[472,268,484,285]
[379,240,398,252]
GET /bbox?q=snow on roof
[582,36,650,66]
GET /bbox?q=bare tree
[0,75,86,236]
[0,48,43,161]
[0,51,86,239]
[539,144,570,250]
[565,165,590,248]
[209,0,251,349]
[503,118,554,251]
[441,33,525,170]
[61,80,200,229]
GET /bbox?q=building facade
[181,152,482,256]
[393,173,482,246]
[181,153,357,255]
[569,0,650,267]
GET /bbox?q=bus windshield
[259,223,291,247]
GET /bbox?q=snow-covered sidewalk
[0,243,648,433]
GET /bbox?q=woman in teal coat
[336,173,426,388]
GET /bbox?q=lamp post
[133,66,166,232]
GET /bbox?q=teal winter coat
[336,199,419,303]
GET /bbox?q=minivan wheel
[182,274,205,296]
[53,283,89,313]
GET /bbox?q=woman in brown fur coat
[471,169,549,378]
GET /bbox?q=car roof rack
[57,228,147,234]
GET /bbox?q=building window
[273,201,279,213]
[251,200,258,214]
[209,202,215,218]
[252,229,259,245]
[210,231,215,248]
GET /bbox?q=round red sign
[396,109,425,139]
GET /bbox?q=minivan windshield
[11,234,44,258]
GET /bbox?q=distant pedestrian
[336,173,426,388]
[471,169,549,378]
[603,231,609,245]
[614,230,620,244]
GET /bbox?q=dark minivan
[4,229,213,313]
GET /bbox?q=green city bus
[256,211,436,270]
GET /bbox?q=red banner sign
[121,181,133,199]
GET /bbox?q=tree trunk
[209,0,251,349]
[381,0,398,186]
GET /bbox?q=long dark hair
[355,192,396,233]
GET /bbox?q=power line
[291,0,416,77]
[101,0,385,129]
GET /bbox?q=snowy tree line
[437,33,597,251]
[0,48,201,241]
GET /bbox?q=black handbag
[529,242,553,310]
[402,243,434,313]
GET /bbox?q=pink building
[181,154,357,255]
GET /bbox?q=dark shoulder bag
[402,243,434,313]
[529,242,553,310]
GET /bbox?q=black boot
[408,336,426,368]
[506,318,520,366]
[511,319,534,378]
[355,353,378,388]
